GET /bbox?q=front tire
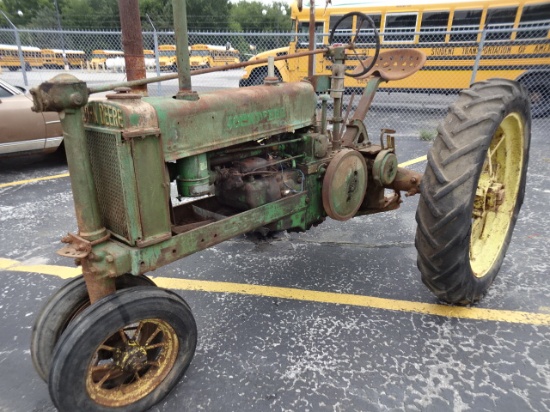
[31,274,155,382]
[48,287,197,412]
[415,79,530,305]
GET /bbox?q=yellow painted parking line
[1,258,549,326]
[0,258,80,279]
[0,173,70,189]
[398,155,427,168]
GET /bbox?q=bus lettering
[430,47,455,56]
[483,45,512,55]
[533,44,550,53]
[461,46,478,55]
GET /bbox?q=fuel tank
[143,82,317,161]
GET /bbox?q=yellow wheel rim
[470,113,525,278]
[86,318,179,407]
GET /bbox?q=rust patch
[389,167,422,197]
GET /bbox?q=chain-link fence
[1,24,549,137]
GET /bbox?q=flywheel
[322,149,368,221]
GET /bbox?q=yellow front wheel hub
[86,318,179,407]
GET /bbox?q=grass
[419,129,437,141]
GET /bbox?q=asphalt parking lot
[0,107,549,411]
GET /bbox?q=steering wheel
[328,12,381,78]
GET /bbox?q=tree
[61,0,120,30]
[0,0,290,33]
[1,0,53,26]
[139,0,231,31]
[187,0,231,31]
[139,0,174,31]
[229,1,290,32]
[27,6,60,29]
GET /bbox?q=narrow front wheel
[31,274,156,382]
[48,287,197,411]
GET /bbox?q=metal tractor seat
[352,49,427,81]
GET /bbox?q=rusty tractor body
[29,2,531,411]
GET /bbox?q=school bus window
[517,3,550,39]
[485,7,518,40]
[356,14,381,43]
[329,15,349,30]
[299,21,324,34]
[384,13,417,42]
[450,9,482,42]
[419,11,450,43]
[297,21,325,48]
[190,50,209,56]
[330,15,353,44]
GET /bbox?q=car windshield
[0,86,13,98]
[0,81,23,97]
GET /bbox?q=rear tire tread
[415,78,530,304]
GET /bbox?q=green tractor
[29,4,530,411]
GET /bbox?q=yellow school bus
[0,44,43,71]
[189,44,240,69]
[104,49,156,71]
[158,44,178,71]
[143,49,155,70]
[90,49,124,69]
[240,0,550,114]
[41,49,86,69]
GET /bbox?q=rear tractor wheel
[415,78,530,305]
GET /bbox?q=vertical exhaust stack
[173,0,198,100]
[308,0,316,78]
[118,0,148,95]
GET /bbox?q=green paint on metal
[131,134,172,245]
[85,128,142,244]
[127,193,308,275]
[61,109,107,241]
[143,82,317,161]
[305,174,325,226]
[226,107,286,130]
[83,102,125,128]
[176,154,210,197]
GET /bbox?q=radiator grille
[86,130,129,240]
